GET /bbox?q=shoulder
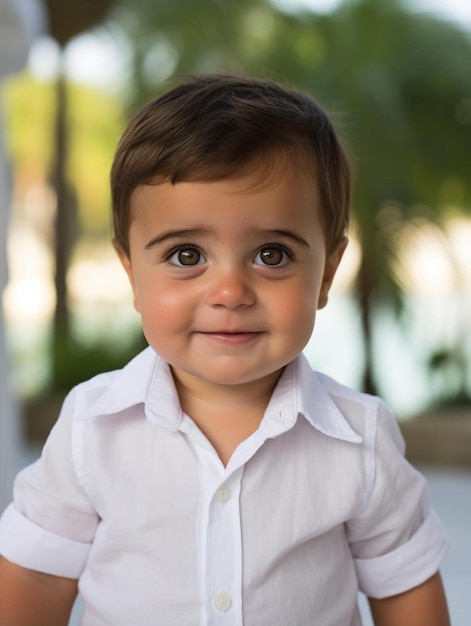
[296,353,381,414]
[296,354,395,445]
[316,370,380,408]
[65,346,159,421]
[320,371,404,449]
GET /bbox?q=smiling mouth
[199,331,262,345]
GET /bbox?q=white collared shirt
[0,348,448,625]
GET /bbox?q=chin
[203,371,258,387]
[203,364,282,387]
[179,362,252,384]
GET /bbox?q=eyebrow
[144,228,310,249]
[144,229,209,249]
[265,229,310,248]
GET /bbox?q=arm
[368,571,450,626]
[0,556,78,626]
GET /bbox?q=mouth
[198,331,263,345]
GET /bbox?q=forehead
[128,164,326,249]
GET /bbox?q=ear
[115,242,141,313]
[317,236,348,310]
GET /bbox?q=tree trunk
[51,59,77,387]
[356,251,378,396]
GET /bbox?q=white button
[215,485,231,503]
[213,591,232,612]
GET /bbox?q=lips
[198,331,262,345]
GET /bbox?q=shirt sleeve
[346,401,449,598]
[0,389,99,578]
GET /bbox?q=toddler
[0,74,450,625]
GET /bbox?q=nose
[204,267,256,309]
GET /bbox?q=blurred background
[0,0,470,623]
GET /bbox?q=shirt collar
[77,348,362,443]
[76,347,182,430]
[263,354,362,444]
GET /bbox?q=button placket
[205,468,244,624]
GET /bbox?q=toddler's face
[118,163,346,398]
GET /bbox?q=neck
[170,368,285,467]
[171,368,283,413]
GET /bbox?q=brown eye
[254,246,288,266]
[169,247,205,266]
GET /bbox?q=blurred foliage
[428,348,470,408]
[3,76,55,173]
[5,0,471,408]
[5,78,123,234]
[52,330,147,393]
[67,84,123,234]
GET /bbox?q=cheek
[269,284,318,331]
[137,283,194,330]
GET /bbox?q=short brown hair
[111,74,351,256]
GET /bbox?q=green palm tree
[292,0,471,393]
